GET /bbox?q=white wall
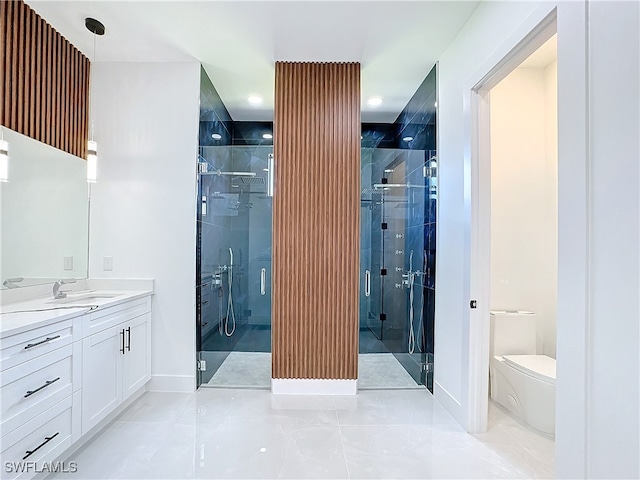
[490,64,557,358]
[585,2,639,477]
[436,1,639,477]
[543,60,558,357]
[90,62,200,392]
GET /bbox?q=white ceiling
[26,1,479,123]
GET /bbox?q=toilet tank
[490,311,537,358]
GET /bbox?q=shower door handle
[260,268,266,295]
[267,154,274,197]
[364,270,370,297]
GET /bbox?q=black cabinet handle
[24,377,61,398]
[23,432,59,460]
[120,329,125,354]
[126,327,131,352]
[24,335,60,350]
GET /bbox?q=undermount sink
[47,293,121,305]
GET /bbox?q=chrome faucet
[53,279,76,299]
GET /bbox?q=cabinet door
[122,313,150,402]
[81,325,123,434]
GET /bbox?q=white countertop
[0,289,153,338]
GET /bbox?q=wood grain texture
[272,62,361,380]
[0,0,90,158]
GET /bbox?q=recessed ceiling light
[262,133,273,139]
[384,169,394,173]
[434,101,438,108]
[403,136,414,142]
[367,96,383,107]
[211,133,222,140]
[247,95,263,105]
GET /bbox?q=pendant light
[0,128,8,183]
[85,17,105,183]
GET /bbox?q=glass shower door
[196,146,273,388]
[360,147,431,388]
[361,149,385,343]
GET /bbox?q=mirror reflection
[0,127,89,289]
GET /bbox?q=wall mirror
[0,127,89,289]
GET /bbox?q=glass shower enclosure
[196,145,273,388]
[360,147,437,391]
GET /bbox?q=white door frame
[466,10,558,434]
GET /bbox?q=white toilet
[489,310,556,435]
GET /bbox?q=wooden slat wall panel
[0,0,90,158]
[273,62,361,380]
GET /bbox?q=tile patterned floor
[50,390,554,479]
[208,352,272,388]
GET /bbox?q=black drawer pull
[24,377,61,398]
[23,432,59,460]
[120,329,125,354]
[24,335,61,350]
[126,327,131,352]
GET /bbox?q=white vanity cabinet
[0,291,152,480]
[0,317,82,480]
[81,297,151,434]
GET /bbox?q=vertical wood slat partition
[0,0,90,158]
[273,62,361,380]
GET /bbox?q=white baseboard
[434,380,466,428]
[147,374,195,393]
[272,378,357,395]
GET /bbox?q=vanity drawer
[0,320,73,372]
[1,395,75,480]
[1,345,74,436]
[83,296,151,337]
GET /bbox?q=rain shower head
[233,176,265,185]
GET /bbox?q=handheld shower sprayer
[220,248,236,337]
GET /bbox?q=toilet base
[490,356,555,435]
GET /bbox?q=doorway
[487,34,558,439]
[467,13,557,433]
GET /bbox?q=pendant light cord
[90,32,96,142]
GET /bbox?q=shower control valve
[395,267,403,272]
[395,250,404,255]
[395,283,403,289]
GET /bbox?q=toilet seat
[502,355,556,385]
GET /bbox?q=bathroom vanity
[0,284,153,479]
